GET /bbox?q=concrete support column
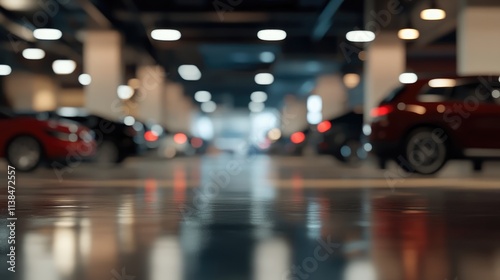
[4,72,58,111]
[136,65,165,123]
[314,74,348,119]
[458,0,500,75]
[164,82,193,132]
[281,95,307,136]
[83,30,123,120]
[364,32,405,122]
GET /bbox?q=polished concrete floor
[2,155,500,280]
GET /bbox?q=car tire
[94,141,120,166]
[402,128,448,175]
[6,136,43,172]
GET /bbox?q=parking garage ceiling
[0,0,459,107]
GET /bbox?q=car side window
[418,86,453,102]
[451,82,496,104]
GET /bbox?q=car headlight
[46,130,78,142]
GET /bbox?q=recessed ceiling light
[255,73,274,85]
[249,102,265,113]
[398,28,420,40]
[178,65,201,81]
[250,91,268,103]
[343,73,360,89]
[33,28,62,40]
[257,29,287,41]
[201,101,217,113]
[52,60,76,75]
[346,30,375,43]
[307,95,322,113]
[259,52,275,63]
[0,65,12,76]
[124,116,135,126]
[420,8,446,20]
[22,48,45,60]
[78,74,92,86]
[194,91,211,103]
[117,85,134,100]
[151,29,181,41]
[399,73,418,84]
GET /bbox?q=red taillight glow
[144,130,159,142]
[174,133,188,144]
[190,137,203,148]
[371,105,394,118]
[290,132,306,144]
[317,121,332,133]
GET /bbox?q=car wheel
[95,141,120,166]
[402,128,448,175]
[6,136,43,172]
[339,140,364,166]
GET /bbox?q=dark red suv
[370,76,500,174]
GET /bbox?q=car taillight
[317,121,332,133]
[290,132,306,144]
[371,104,394,118]
[174,133,188,144]
[144,130,159,142]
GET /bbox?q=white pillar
[458,1,500,75]
[314,74,348,119]
[364,32,405,122]
[83,30,123,120]
[136,65,165,123]
[281,95,307,136]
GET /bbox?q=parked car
[370,76,500,174]
[20,108,147,165]
[267,128,310,156]
[0,109,95,171]
[316,110,366,164]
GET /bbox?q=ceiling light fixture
[22,48,45,60]
[250,91,268,103]
[399,72,418,84]
[151,29,181,41]
[178,65,201,81]
[33,28,62,40]
[346,30,375,43]
[254,73,274,85]
[78,74,92,86]
[0,65,12,76]
[420,0,446,20]
[194,91,211,103]
[52,59,76,75]
[117,85,134,100]
[257,29,287,41]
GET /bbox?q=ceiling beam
[312,0,344,41]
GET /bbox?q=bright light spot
[398,28,420,40]
[191,137,203,148]
[358,51,367,61]
[201,101,217,113]
[259,52,275,63]
[178,65,201,81]
[363,124,372,136]
[57,107,81,117]
[128,78,141,89]
[341,145,351,157]
[22,48,45,60]
[117,85,134,100]
[124,116,135,126]
[251,91,268,103]
[255,73,274,85]
[249,101,265,113]
[290,132,306,144]
[346,30,375,43]
[437,104,446,113]
[420,8,446,20]
[33,28,62,40]
[343,73,360,89]
[133,121,144,131]
[307,95,322,113]
[194,91,211,103]
[151,29,181,41]
[317,121,332,133]
[144,131,159,142]
[307,112,322,125]
[195,116,214,140]
[174,133,188,144]
[429,78,456,88]
[0,0,37,11]
[0,65,12,76]
[399,72,418,84]
[267,128,281,141]
[257,29,287,41]
[492,90,500,99]
[78,74,92,86]
[151,124,163,135]
[364,143,372,152]
[52,60,76,75]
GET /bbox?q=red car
[0,110,96,171]
[370,76,500,174]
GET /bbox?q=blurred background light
[22,48,45,60]
[255,73,274,85]
[259,52,275,63]
[307,112,322,125]
[307,95,322,113]
[398,28,420,40]
[151,29,181,41]
[0,64,12,76]
[201,101,217,113]
[420,8,446,20]
[267,128,281,141]
[429,78,456,88]
[0,0,37,11]
[249,101,265,113]
[178,65,201,81]
[78,74,92,86]
[257,29,287,41]
[194,91,211,103]
[346,30,375,42]
[399,72,418,84]
[128,78,141,89]
[343,73,360,89]
[52,60,76,75]
[117,85,134,100]
[250,91,268,103]
[33,28,62,40]
[124,116,135,126]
